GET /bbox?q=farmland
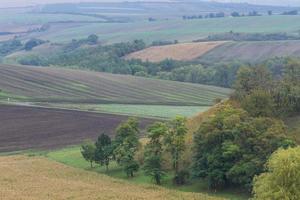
[22,15,300,44]
[0,155,224,200]
[125,42,226,62]
[0,105,154,152]
[200,40,300,63]
[0,64,231,106]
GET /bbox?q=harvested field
[0,156,223,200]
[125,42,225,62]
[0,64,231,106]
[200,40,300,63]
[0,105,153,152]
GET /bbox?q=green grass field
[45,146,249,200]
[23,15,300,44]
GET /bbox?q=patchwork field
[200,40,300,63]
[0,105,154,152]
[125,42,225,62]
[0,64,231,106]
[22,15,300,44]
[0,155,224,200]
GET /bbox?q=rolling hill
[200,40,300,63]
[125,41,226,62]
[0,155,224,200]
[0,64,231,106]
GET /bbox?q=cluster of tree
[192,103,294,190]
[24,38,47,51]
[198,32,300,42]
[282,10,298,15]
[234,58,300,117]
[182,12,225,20]
[0,39,22,57]
[231,11,261,17]
[81,117,189,185]
[81,118,140,176]
[157,62,243,88]
[151,40,178,46]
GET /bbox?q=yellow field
[125,41,226,62]
[0,156,224,200]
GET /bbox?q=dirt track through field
[0,105,154,152]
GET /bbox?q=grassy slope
[45,146,248,200]
[0,64,231,106]
[23,15,300,44]
[0,155,224,200]
[200,40,300,63]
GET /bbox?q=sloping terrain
[0,105,153,152]
[125,42,225,62]
[0,64,231,106]
[200,40,300,63]
[0,156,224,200]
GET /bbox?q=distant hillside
[125,42,225,62]
[0,64,231,105]
[199,40,300,63]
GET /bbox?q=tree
[143,122,168,184]
[241,89,275,117]
[95,133,113,171]
[268,10,273,15]
[164,116,187,175]
[114,118,140,177]
[24,38,45,51]
[231,11,240,17]
[253,147,300,200]
[87,34,98,44]
[81,141,96,168]
[192,104,294,190]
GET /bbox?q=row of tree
[81,117,188,184]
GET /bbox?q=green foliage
[234,60,300,117]
[164,116,188,175]
[18,55,49,66]
[253,147,300,200]
[81,140,96,168]
[114,118,140,177]
[87,34,98,44]
[143,122,168,184]
[192,104,293,190]
[24,38,46,51]
[0,39,22,56]
[241,90,275,117]
[95,133,113,171]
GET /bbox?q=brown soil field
[125,41,226,62]
[0,105,154,152]
[0,156,223,200]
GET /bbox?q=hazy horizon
[0,0,299,8]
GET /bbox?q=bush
[253,147,300,200]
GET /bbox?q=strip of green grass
[39,103,210,119]
[45,146,249,200]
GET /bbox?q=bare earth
[0,156,224,200]
[0,105,153,152]
[125,41,226,62]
